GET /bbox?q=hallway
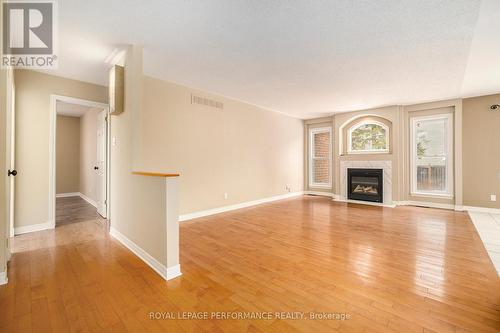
[56,196,104,226]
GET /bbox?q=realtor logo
[2,0,58,68]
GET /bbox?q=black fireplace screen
[348,168,383,203]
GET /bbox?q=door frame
[49,95,110,226]
[96,109,108,218]
[5,69,16,261]
[6,68,15,240]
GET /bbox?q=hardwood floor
[1,196,499,332]
[55,196,104,226]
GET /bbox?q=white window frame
[410,113,454,198]
[347,120,389,154]
[309,127,332,188]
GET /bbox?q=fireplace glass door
[347,168,383,203]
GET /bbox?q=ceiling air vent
[191,94,223,110]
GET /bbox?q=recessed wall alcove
[339,115,394,156]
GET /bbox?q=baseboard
[166,264,182,280]
[79,193,97,208]
[109,227,182,281]
[463,205,500,215]
[14,192,96,236]
[304,191,334,197]
[14,220,55,235]
[179,191,303,222]
[56,192,97,208]
[6,246,11,262]
[56,192,80,198]
[396,200,456,210]
[0,271,7,285]
[334,197,397,208]
[394,201,499,213]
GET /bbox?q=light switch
[491,195,497,202]
[112,137,117,146]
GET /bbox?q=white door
[96,110,107,218]
[6,69,16,240]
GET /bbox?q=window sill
[410,192,454,200]
[309,184,332,189]
[346,150,390,155]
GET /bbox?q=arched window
[347,121,389,154]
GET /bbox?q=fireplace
[347,168,383,203]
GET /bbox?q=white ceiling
[56,101,92,117]
[42,0,500,118]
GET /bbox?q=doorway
[50,95,109,226]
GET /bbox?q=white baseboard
[179,191,303,222]
[166,264,182,280]
[14,192,96,236]
[335,197,397,208]
[0,271,7,285]
[304,191,334,197]
[79,192,97,208]
[395,201,500,213]
[109,227,181,281]
[56,192,80,198]
[56,192,97,208]
[14,220,55,235]
[396,200,456,210]
[463,205,500,215]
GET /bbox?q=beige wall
[56,109,103,202]
[110,46,170,266]
[14,70,107,228]
[110,45,303,271]
[79,108,100,202]
[463,94,500,209]
[334,106,402,200]
[140,76,304,215]
[304,107,403,198]
[304,102,469,206]
[56,116,80,194]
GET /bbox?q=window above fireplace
[347,120,389,154]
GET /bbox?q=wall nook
[340,116,393,155]
[348,120,389,154]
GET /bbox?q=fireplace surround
[348,168,384,203]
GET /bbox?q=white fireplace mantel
[339,160,393,206]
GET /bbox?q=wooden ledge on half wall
[132,171,180,177]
